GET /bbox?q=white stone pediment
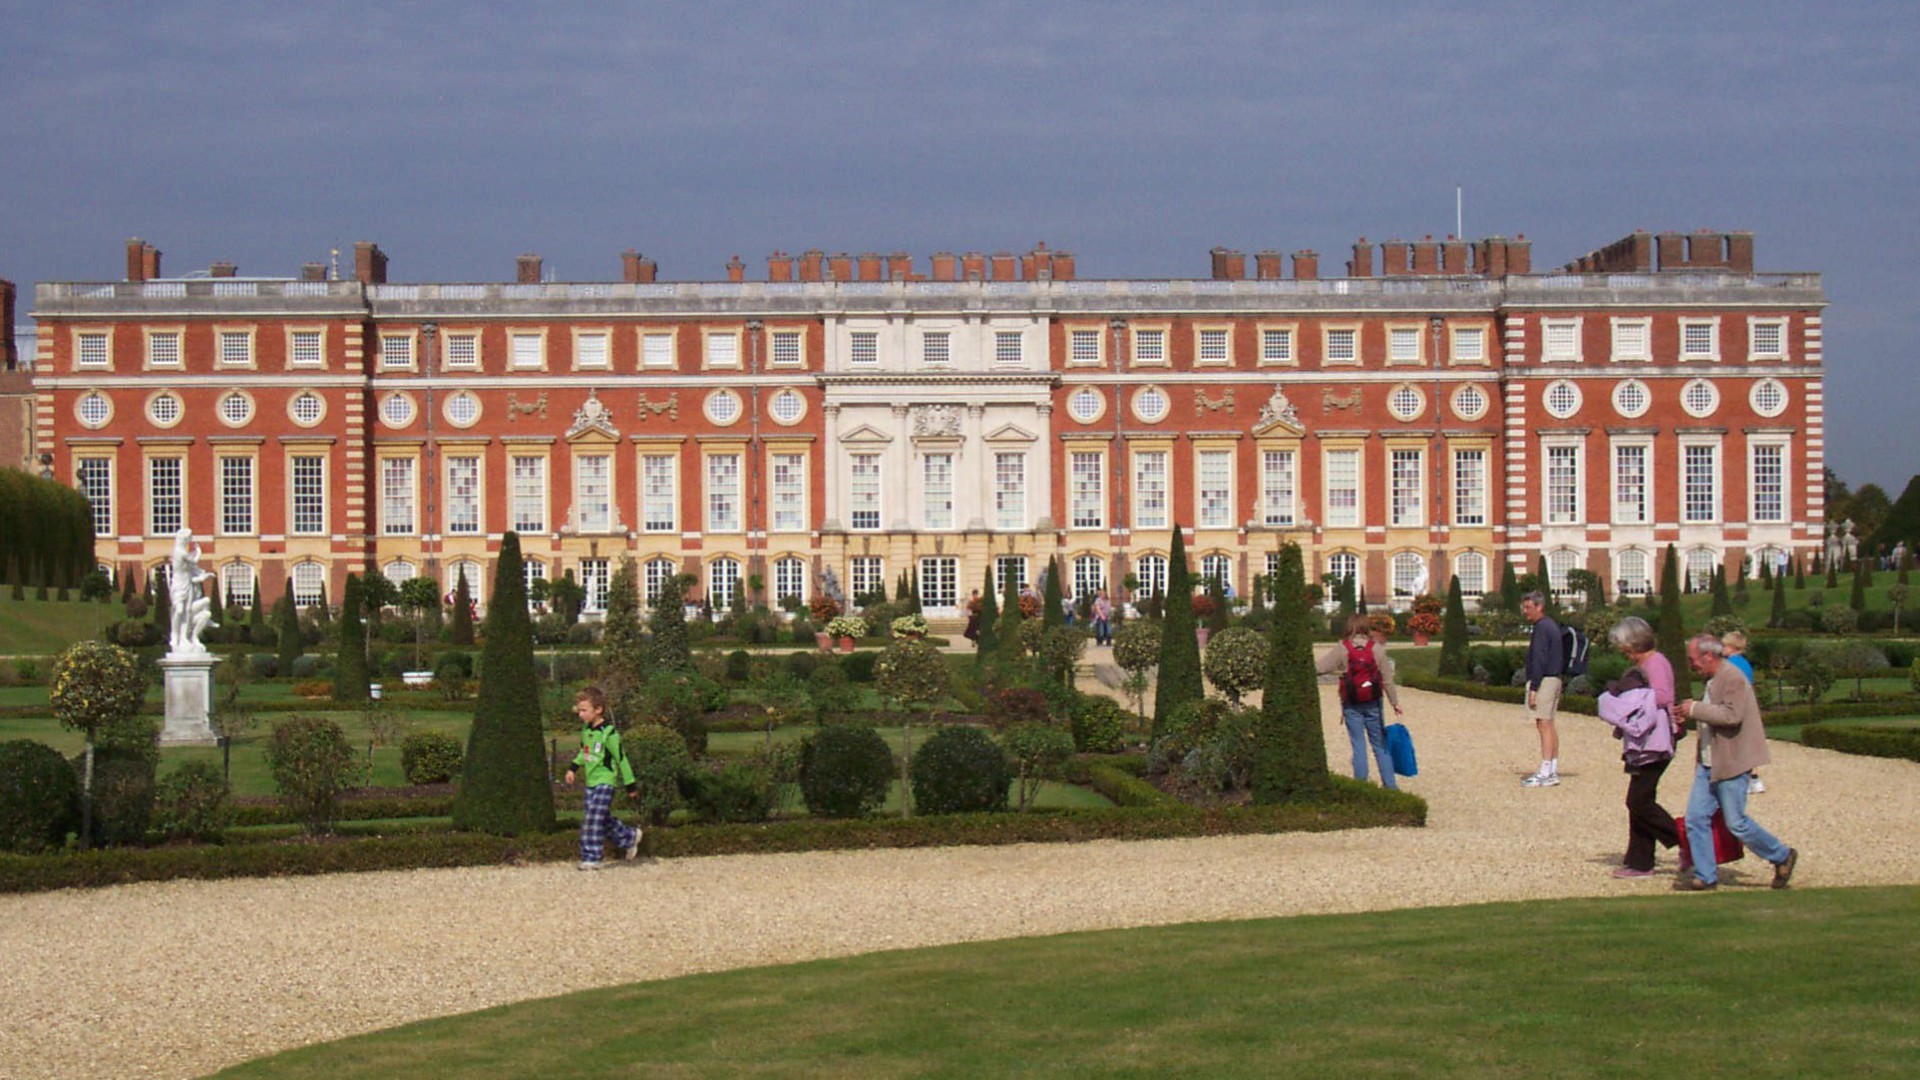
[839,423,894,445]
[983,422,1038,443]
[1251,386,1306,437]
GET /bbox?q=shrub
[986,686,1049,732]
[808,595,842,623]
[681,761,779,823]
[80,745,158,847]
[1002,722,1074,811]
[1149,698,1236,775]
[623,724,695,825]
[1112,620,1161,677]
[842,650,878,683]
[910,725,1011,815]
[1201,626,1268,704]
[290,654,321,679]
[807,664,861,722]
[1820,605,1859,634]
[247,653,279,680]
[265,716,358,833]
[639,670,723,756]
[0,740,79,853]
[789,617,817,645]
[400,731,465,785]
[799,723,894,818]
[1800,724,1920,763]
[784,650,818,679]
[825,615,868,640]
[434,650,474,680]
[1070,695,1134,754]
[154,760,232,843]
[724,649,753,683]
[1183,706,1258,793]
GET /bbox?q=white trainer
[1522,772,1560,788]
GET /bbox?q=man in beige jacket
[1672,635,1799,891]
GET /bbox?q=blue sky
[3,2,1914,489]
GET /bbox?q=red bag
[1340,639,1380,704]
[1676,810,1745,865]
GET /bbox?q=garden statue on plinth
[160,528,221,744]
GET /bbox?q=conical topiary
[974,567,1000,661]
[276,579,301,675]
[1710,565,1733,617]
[1438,574,1470,678]
[1849,560,1868,613]
[1768,570,1788,628]
[1042,556,1065,630]
[993,561,1023,650]
[332,573,369,703]
[1152,527,1204,735]
[643,569,693,673]
[448,565,475,646]
[1251,542,1329,803]
[452,532,556,836]
[1657,544,1690,700]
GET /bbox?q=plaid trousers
[579,784,638,863]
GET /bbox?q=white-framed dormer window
[287,328,325,369]
[1260,325,1296,365]
[1611,317,1651,362]
[1748,317,1787,361]
[641,454,676,533]
[706,453,741,532]
[1387,325,1422,365]
[705,330,741,369]
[769,328,803,368]
[1068,328,1103,366]
[849,331,879,367]
[1680,317,1720,361]
[1324,448,1360,527]
[1324,327,1359,365]
[922,331,951,366]
[509,331,545,370]
[217,328,255,367]
[145,329,183,368]
[75,329,112,369]
[380,333,416,370]
[641,331,677,369]
[994,331,1025,368]
[443,331,481,370]
[1450,326,1486,364]
[994,452,1026,529]
[1541,318,1581,362]
[573,329,610,370]
[849,452,881,529]
[1132,327,1167,366]
[1195,327,1232,366]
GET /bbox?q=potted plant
[1407,610,1443,646]
[1191,593,1217,647]
[810,595,842,651]
[890,612,930,639]
[826,614,868,652]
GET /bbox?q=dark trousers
[1623,757,1680,871]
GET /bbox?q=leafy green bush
[623,724,695,825]
[1002,723,1074,811]
[681,761,779,823]
[1466,645,1526,687]
[0,740,79,853]
[986,686,1049,732]
[434,650,474,680]
[1149,698,1237,775]
[724,649,753,683]
[784,650,818,679]
[1070,696,1133,754]
[400,731,464,785]
[789,617,817,645]
[247,653,279,679]
[842,650,878,683]
[290,654,321,679]
[807,664,861,722]
[154,760,232,843]
[639,670,723,756]
[1201,627,1268,704]
[1183,707,1258,793]
[265,716,358,833]
[910,725,1010,815]
[1820,605,1859,634]
[1801,724,1920,763]
[799,723,894,818]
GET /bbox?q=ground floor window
[919,557,958,610]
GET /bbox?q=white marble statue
[168,528,217,655]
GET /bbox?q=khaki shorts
[1529,676,1564,722]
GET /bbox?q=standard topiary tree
[448,565,475,646]
[1201,626,1268,705]
[874,637,949,817]
[1657,544,1691,699]
[1112,619,1161,722]
[332,573,370,703]
[48,639,149,849]
[1042,555,1065,630]
[1153,527,1204,735]
[399,575,439,671]
[452,531,557,836]
[1438,574,1471,678]
[911,725,1012,814]
[643,571,694,673]
[1252,542,1328,803]
[275,579,301,677]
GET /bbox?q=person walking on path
[1672,635,1799,891]
[1520,591,1565,787]
[1316,614,1404,789]
[1722,629,1765,793]
[1091,590,1113,646]
[562,685,641,871]
[962,590,981,643]
[1598,616,1681,877]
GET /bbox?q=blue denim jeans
[1342,700,1396,789]
[1685,764,1789,883]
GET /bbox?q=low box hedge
[0,777,1422,894]
[1395,671,1598,716]
[1800,724,1920,763]
[1758,697,1920,727]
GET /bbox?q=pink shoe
[1612,866,1655,879]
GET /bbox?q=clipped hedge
[1761,697,1920,727]
[1800,724,1920,763]
[1395,670,1599,716]
[0,778,1424,894]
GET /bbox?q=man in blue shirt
[1521,590,1565,787]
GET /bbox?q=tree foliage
[643,571,694,673]
[1153,527,1204,733]
[332,573,370,704]
[448,565,476,646]
[1251,542,1328,803]
[1438,575,1471,677]
[1657,544,1690,699]
[1201,626,1268,705]
[452,532,556,836]
[598,558,646,726]
[974,567,1000,660]
[275,579,302,676]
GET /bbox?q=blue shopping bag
[1385,723,1418,778]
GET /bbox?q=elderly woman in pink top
[1599,616,1681,878]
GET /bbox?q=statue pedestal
[159,654,221,746]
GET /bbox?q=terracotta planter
[1196,627,1212,648]
[1413,631,1432,647]
[838,636,856,653]
[816,631,833,652]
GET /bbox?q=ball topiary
[400,730,465,785]
[153,759,232,843]
[1069,695,1133,754]
[0,739,80,853]
[799,723,894,818]
[910,725,1010,815]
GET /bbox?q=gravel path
[4,682,1916,1079]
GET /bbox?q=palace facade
[28,229,1826,616]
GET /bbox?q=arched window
[382,560,416,590]
[1751,546,1788,577]
[773,556,807,607]
[1134,554,1167,599]
[644,557,677,604]
[445,560,484,614]
[291,562,326,609]
[708,557,741,611]
[523,559,547,610]
[1548,549,1580,597]
[220,561,256,609]
[1200,553,1232,593]
[1685,547,1718,593]
[1072,554,1106,600]
[1391,551,1427,597]
[1615,549,1651,596]
[1454,551,1488,598]
[1326,552,1359,590]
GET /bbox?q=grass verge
[216,885,1920,1078]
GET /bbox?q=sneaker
[1673,873,1717,891]
[1749,776,1766,794]
[1771,848,1798,890]
[577,860,605,872]
[1521,772,1560,787]
[1612,866,1655,879]
[623,829,644,861]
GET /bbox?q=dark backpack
[1340,639,1381,704]
[1561,626,1590,678]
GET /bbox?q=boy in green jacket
[562,685,640,870]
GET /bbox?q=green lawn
[0,594,119,656]
[218,885,1920,1078]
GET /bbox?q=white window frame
[705,330,742,370]
[292,562,327,609]
[508,330,546,371]
[918,556,958,610]
[1612,440,1651,525]
[1260,449,1296,527]
[290,454,328,536]
[1452,447,1486,527]
[1323,326,1359,365]
[1544,439,1584,525]
[511,455,548,534]
[1449,325,1487,365]
[1133,554,1167,600]
[1681,439,1722,524]
[705,453,741,533]
[1387,325,1423,365]
[768,329,803,368]
[74,329,113,370]
[993,330,1025,368]
[994,452,1026,530]
[643,558,676,604]
[1750,439,1788,523]
[445,454,482,535]
[1324,448,1360,528]
[1068,328,1104,366]
[921,331,952,367]
[1131,327,1168,367]
[708,557,741,611]
[575,453,613,534]
[145,329,183,369]
[641,331,677,369]
[1615,549,1651,596]
[849,556,886,601]
[995,555,1029,596]
[1391,551,1425,597]
[1072,554,1106,599]
[572,329,611,371]
[1388,448,1424,528]
[77,457,114,537]
[1610,317,1651,362]
[849,452,882,530]
[922,452,955,529]
[1196,449,1233,529]
[1454,551,1488,597]
[1747,317,1787,361]
[1541,317,1582,363]
[642,453,677,533]
[218,455,255,536]
[579,558,610,614]
[381,456,418,536]
[1194,326,1232,367]
[147,455,184,536]
[771,452,807,533]
[216,327,256,368]
[287,327,326,369]
[849,331,879,367]
[1258,325,1296,366]
[380,332,417,371]
[1133,449,1169,531]
[1070,450,1105,529]
[773,556,807,606]
[1680,317,1720,362]
[221,562,256,610]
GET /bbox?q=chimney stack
[1655,232,1686,271]
[888,252,913,281]
[1726,231,1755,273]
[1478,237,1509,277]
[1441,237,1469,275]
[1412,237,1440,275]
[1347,238,1374,277]
[1687,230,1726,268]
[767,251,793,282]
[620,250,656,283]
[1505,236,1531,274]
[930,252,958,282]
[856,252,883,282]
[1210,247,1247,281]
[828,253,853,282]
[990,252,1017,281]
[301,262,327,282]
[1027,242,1052,281]
[1050,251,1075,280]
[126,238,148,282]
[0,279,15,370]
[1381,239,1411,276]
[725,255,746,283]
[1255,251,1284,280]
[353,242,388,285]
[1292,250,1320,280]
[210,261,237,279]
[798,249,824,282]
[962,252,986,281]
[516,254,542,284]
